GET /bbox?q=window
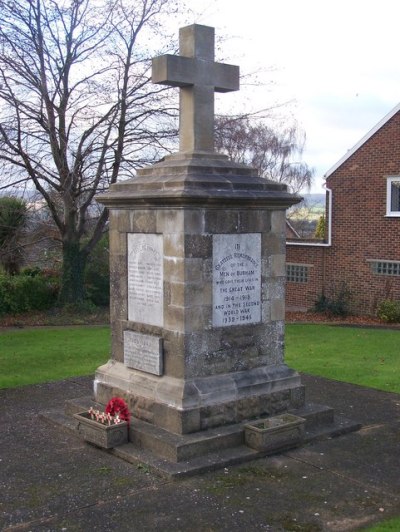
[386,177,400,216]
[369,260,400,276]
[286,263,310,283]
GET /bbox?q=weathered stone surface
[166,280,183,307]
[183,209,205,233]
[97,152,300,209]
[164,257,185,283]
[156,209,184,234]
[262,230,286,255]
[114,210,157,233]
[271,299,285,321]
[262,277,285,301]
[184,233,212,258]
[97,200,301,425]
[270,254,286,277]
[94,360,303,434]
[271,210,286,236]
[198,387,300,430]
[290,385,306,408]
[185,305,212,333]
[205,210,239,233]
[244,413,305,452]
[74,412,128,449]
[164,304,185,333]
[238,210,271,233]
[187,280,212,306]
[163,330,185,378]
[184,258,203,282]
[111,320,124,363]
[163,233,184,258]
[108,227,126,256]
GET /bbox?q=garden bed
[286,311,400,328]
[0,306,110,328]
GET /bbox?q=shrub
[21,267,42,277]
[0,272,59,315]
[377,300,400,323]
[314,283,352,317]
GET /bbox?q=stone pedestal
[95,152,304,438]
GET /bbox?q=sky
[177,0,400,193]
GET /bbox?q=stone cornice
[97,153,301,210]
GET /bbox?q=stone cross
[152,24,239,153]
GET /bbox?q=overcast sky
[178,0,400,193]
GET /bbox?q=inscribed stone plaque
[127,233,163,327]
[213,233,261,327]
[124,330,163,376]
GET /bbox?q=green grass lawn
[1,323,399,394]
[0,326,110,389]
[365,517,400,531]
[285,324,400,394]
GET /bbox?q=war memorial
[60,24,359,476]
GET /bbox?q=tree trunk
[58,240,87,305]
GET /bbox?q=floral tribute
[105,397,130,425]
[88,397,130,426]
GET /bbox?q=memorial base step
[40,397,361,478]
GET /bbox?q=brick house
[286,103,400,315]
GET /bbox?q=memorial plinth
[95,149,304,435]
[95,24,304,456]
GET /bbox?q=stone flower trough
[244,413,306,453]
[74,412,128,449]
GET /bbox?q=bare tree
[215,115,314,194]
[0,0,178,304]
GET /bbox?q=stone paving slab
[1,374,399,531]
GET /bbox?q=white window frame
[386,176,400,216]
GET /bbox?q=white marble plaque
[124,330,163,375]
[127,233,163,327]
[213,233,261,327]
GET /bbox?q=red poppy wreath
[105,397,130,425]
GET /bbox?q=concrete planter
[244,414,305,452]
[74,412,128,449]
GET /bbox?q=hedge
[0,272,59,315]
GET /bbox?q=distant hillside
[300,193,325,207]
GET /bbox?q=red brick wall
[286,245,325,311]
[286,110,400,315]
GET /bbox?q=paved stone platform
[43,394,360,478]
[1,374,399,531]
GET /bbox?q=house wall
[285,244,325,311]
[286,110,400,315]
[324,111,400,314]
